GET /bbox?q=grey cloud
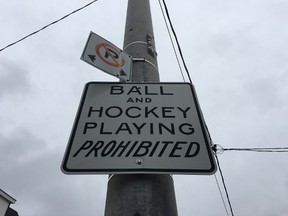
[0,60,30,99]
[0,128,107,216]
[0,129,44,169]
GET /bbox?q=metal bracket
[132,57,158,70]
[123,41,148,51]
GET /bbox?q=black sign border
[61,82,217,175]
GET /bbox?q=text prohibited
[61,82,216,174]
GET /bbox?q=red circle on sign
[95,43,125,68]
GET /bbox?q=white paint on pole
[61,82,216,175]
[81,32,132,81]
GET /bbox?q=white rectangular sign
[61,82,216,174]
[81,32,132,81]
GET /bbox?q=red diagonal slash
[96,43,125,67]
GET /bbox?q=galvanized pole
[104,0,178,215]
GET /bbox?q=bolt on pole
[104,0,178,215]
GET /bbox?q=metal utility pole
[104,0,178,215]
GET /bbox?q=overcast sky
[1,0,288,215]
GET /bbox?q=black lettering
[100,123,112,134]
[135,98,143,103]
[88,106,103,117]
[160,86,173,95]
[127,98,152,103]
[83,122,97,134]
[185,142,200,157]
[169,142,186,157]
[125,141,138,157]
[105,106,123,118]
[179,123,194,135]
[150,123,154,134]
[127,98,134,103]
[110,86,123,95]
[111,141,131,157]
[158,141,173,157]
[162,107,175,118]
[133,141,152,157]
[115,123,132,134]
[145,107,159,118]
[85,141,104,157]
[125,106,141,118]
[145,86,157,95]
[105,48,119,59]
[132,123,146,134]
[149,141,160,157]
[128,86,142,95]
[145,98,152,103]
[177,107,191,118]
[101,141,117,157]
[73,141,93,157]
[159,123,175,135]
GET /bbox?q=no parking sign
[81,32,132,81]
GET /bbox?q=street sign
[61,82,216,175]
[81,32,132,81]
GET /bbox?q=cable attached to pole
[215,154,235,216]
[0,0,98,52]
[214,174,230,216]
[161,0,193,84]
[159,2,238,215]
[213,144,288,154]
[157,0,186,82]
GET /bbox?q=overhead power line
[160,0,193,84]
[159,2,235,215]
[214,174,230,216]
[159,2,285,215]
[157,0,186,82]
[0,0,98,52]
[215,154,235,216]
[224,147,288,153]
[213,144,288,154]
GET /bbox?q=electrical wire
[214,144,288,154]
[160,2,236,215]
[214,174,230,216]
[159,2,287,216]
[0,0,98,52]
[161,0,193,84]
[157,0,186,82]
[159,0,214,145]
[215,154,235,216]
[159,0,214,152]
[224,147,288,152]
